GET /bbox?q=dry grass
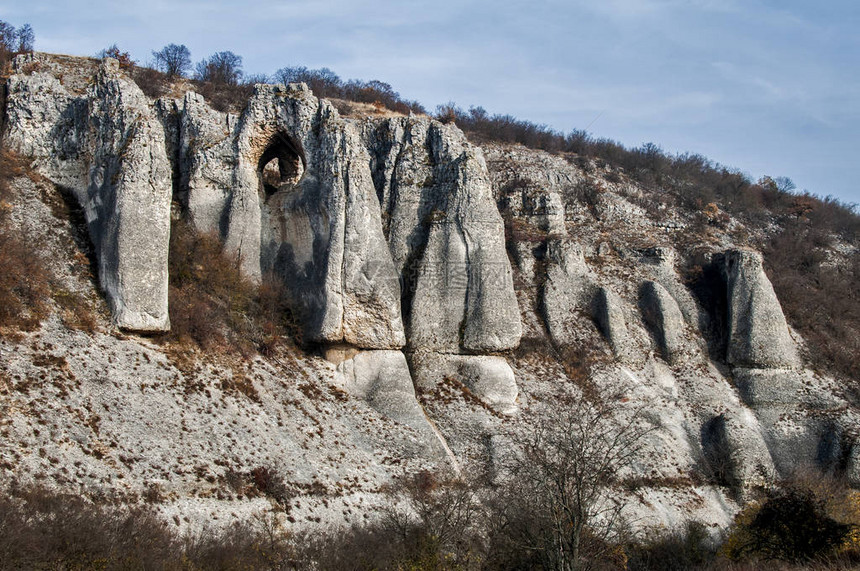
[161,219,300,364]
[763,221,860,386]
[0,150,52,331]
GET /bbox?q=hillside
[1,51,859,568]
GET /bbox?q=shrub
[164,219,299,358]
[0,486,178,570]
[763,220,860,386]
[382,470,485,569]
[131,66,172,99]
[486,395,649,571]
[626,521,714,571]
[96,44,135,70]
[274,65,426,115]
[192,78,254,112]
[0,150,51,330]
[723,478,858,563]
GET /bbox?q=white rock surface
[721,249,800,369]
[5,56,171,332]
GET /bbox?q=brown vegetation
[763,220,860,386]
[0,150,68,331]
[274,66,425,116]
[163,219,299,359]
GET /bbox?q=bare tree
[195,51,243,85]
[0,21,34,56]
[383,469,485,568]
[152,43,191,77]
[488,395,649,571]
[15,24,33,52]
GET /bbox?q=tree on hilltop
[153,43,191,78]
[195,51,243,85]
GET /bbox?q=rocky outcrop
[8,53,859,538]
[5,56,171,332]
[639,280,688,364]
[592,287,634,360]
[177,84,406,349]
[5,54,522,358]
[411,352,519,414]
[364,118,522,353]
[720,249,800,369]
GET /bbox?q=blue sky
[3,0,859,205]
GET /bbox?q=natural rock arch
[257,132,305,198]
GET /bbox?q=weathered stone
[640,247,701,328]
[181,84,406,349]
[364,118,522,353]
[592,287,633,359]
[4,56,171,332]
[541,239,596,347]
[639,281,688,364]
[411,352,519,414]
[721,249,800,369]
[335,351,441,446]
[701,410,775,489]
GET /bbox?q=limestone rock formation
[334,350,443,452]
[720,249,800,369]
[639,280,688,364]
[541,239,596,347]
[411,352,519,414]
[364,118,522,353]
[701,410,776,489]
[592,287,634,360]
[5,56,171,332]
[177,83,406,349]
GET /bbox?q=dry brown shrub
[0,151,51,330]
[131,66,171,99]
[163,219,299,362]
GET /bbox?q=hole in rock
[258,133,305,198]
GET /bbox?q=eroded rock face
[5,56,171,332]
[639,281,688,364]
[541,239,596,347]
[334,350,443,453]
[179,84,406,349]
[701,410,776,489]
[364,119,522,354]
[411,352,519,414]
[720,249,800,369]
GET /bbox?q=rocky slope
[1,52,858,536]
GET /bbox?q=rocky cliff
[1,52,858,535]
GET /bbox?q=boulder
[411,352,519,414]
[335,350,438,441]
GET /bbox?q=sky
[3,0,859,205]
